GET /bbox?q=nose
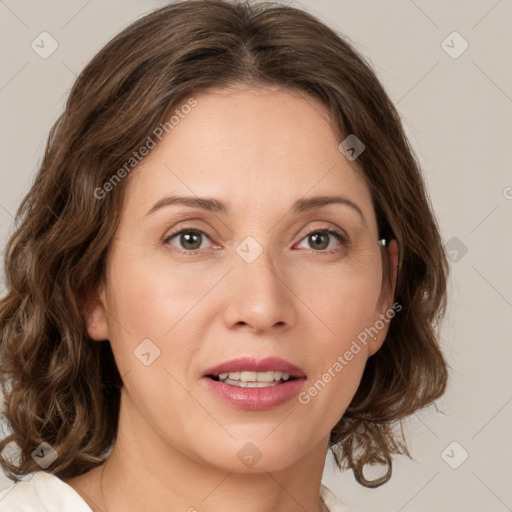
[221,249,297,335]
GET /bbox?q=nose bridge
[223,236,296,332]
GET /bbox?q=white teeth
[216,370,292,386]
[222,378,278,388]
[240,371,257,381]
[256,371,275,383]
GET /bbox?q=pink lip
[202,357,306,379]
[202,357,307,411]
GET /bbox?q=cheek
[293,262,381,416]
[103,247,220,377]
[292,257,382,341]
[106,243,201,328]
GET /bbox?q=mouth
[202,357,306,410]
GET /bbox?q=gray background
[0,1,511,511]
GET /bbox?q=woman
[0,1,448,511]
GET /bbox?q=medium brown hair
[0,0,448,487]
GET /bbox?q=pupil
[181,232,201,250]
[310,233,328,250]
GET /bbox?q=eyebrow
[145,194,364,220]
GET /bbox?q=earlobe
[84,284,110,341]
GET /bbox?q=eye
[295,228,347,253]
[164,229,214,254]
[164,226,348,255]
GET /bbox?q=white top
[0,471,352,511]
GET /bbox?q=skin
[65,85,398,512]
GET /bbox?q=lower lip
[202,377,306,410]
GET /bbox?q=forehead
[122,86,376,227]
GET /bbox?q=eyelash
[163,226,348,256]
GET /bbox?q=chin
[190,430,317,474]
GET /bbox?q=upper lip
[203,357,306,379]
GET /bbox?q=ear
[368,239,399,356]
[83,281,110,341]
[382,238,399,309]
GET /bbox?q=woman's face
[87,85,397,473]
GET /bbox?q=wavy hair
[0,0,449,487]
